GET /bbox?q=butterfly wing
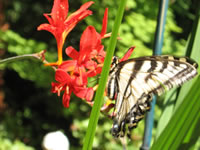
[107,55,198,137]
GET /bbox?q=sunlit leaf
[151,76,200,149]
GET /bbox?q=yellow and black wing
[106,55,198,137]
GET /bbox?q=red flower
[52,26,103,107]
[37,0,94,66]
[65,26,104,72]
[51,69,93,107]
[65,8,109,76]
[51,9,109,108]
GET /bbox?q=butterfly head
[110,119,126,137]
[111,56,119,65]
[110,56,119,73]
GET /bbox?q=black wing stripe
[159,61,168,73]
[147,60,157,72]
[123,60,145,98]
[152,66,197,95]
[116,60,144,117]
[107,76,115,99]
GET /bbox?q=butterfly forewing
[107,55,198,137]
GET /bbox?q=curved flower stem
[0,50,56,70]
[0,54,38,64]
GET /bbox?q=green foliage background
[0,0,199,149]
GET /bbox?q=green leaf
[174,3,200,112]
[155,88,177,139]
[82,0,127,149]
[178,112,200,150]
[151,75,200,150]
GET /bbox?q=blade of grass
[82,0,127,149]
[174,2,200,112]
[178,114,200,150]
[155,88,177,139]
[169,92,200,149]
[151,75,200,150]
[179,7,200,147]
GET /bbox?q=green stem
[0,54,39,64]
[0,50,56,70]
[82,0,127,149]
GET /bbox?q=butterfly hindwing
[107,55,198,137]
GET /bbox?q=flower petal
[120,46,135,62]
[74,66,88,86]
[55,69,71,83]
[51,0,69,25]
[65,46,79,60]
[85,88,94,101]
[59,60,77,71]
[73,87,87,99]
[73,87,94,101]
[79,26,101,63]
[43,14,54,25]
[37,23,63,46]
[100,8,108,37]
[37,23,55,32]
[77,1,94,13]
[62,89,72,108]
[87,67,102,77]
[85,60,97,70]
[80,26,99,51]
[63,9,93,39]
[51,82,61,93]
[67,1,94,20]
[63,1,94,38]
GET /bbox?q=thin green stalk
[0,50,46,64]
[82,0,127,150]
[0,54,38,64]
[0,50,56,70]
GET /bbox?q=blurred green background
[0,0,198,149]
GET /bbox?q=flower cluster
[51,24,108,107]
[38,0,111,107]
[38,0,94,66]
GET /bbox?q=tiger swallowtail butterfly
[106,55,198,138]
